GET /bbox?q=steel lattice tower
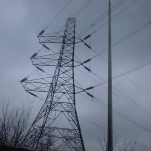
[20,18,85,151]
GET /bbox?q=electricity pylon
[20,18,85,151]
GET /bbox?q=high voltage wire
[112,22,151,47]
[77,21,151,101]
[92,40,151,99]
[110,61,151,98]
[75,49,151,95]
[118,68,151,97]
[113,87,151,116]
[58,0,94,33]
[76,30,151,130]
[58,0,125,34]
[72,0,94,18]
[78,61,151,117]
[79,92,151,144]
[89,0,139,35]
[76,21,151,73]
[113,61,151,80]
[82,21,151,61]
[38,0,74,35]
[69,0,137,38]
[74,68,151,147]
[79,0,126,36]
[78,92,151,139]
[75,60,151,117]
[74,59,151,120]
[78,21,151,111]
[78,115,151,151]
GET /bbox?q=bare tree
[0,101,32,148]
[98,134,146,151]
[117,138,146,151]
[98,135,119,151]
[0,101,66,151]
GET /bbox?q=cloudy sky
[0,0,151,150]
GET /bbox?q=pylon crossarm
[32,56,60,67]
[38,34,83,44]
[38,32,64,44]
[21,74,91,100]
[38,36,63,43]
[21,78,52,92]
[32,57,82,67]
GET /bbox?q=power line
[76,53,151,97]
[58,0,94,34]
[75,21,151,70]
[83,35,151,99]
[75,60,151,117]
[38,0,74,35]
[79,92,151,137]
[79,89,151,150]
[78,115,151,150]
[79,0,127,36]
[72,0,94,18]
[74,58,151,122]
[78,22,151,99]
[91,0,139,35]
[112,61,151,80]
[111,63,151,98]
[83,21,151,61]
[113,87,151,116]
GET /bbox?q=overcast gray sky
[0,0,151,150]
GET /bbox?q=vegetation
[98,135,146,151]
[0,101,31,148]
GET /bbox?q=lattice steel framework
[20,18,85,151]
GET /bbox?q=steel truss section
[20,18,85,151]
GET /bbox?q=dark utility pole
[108,0,113,151]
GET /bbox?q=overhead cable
[84,21,151,61]
[75,61,151,118]
[79,0,126,36]
[58,0,94,32]
[38,0,74,36]
[79,115,151,150]
[91,0,139,35]
[72,0,93,18]
[80,92,151,135]
[78,116,151,150]
[79,23,151,100]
